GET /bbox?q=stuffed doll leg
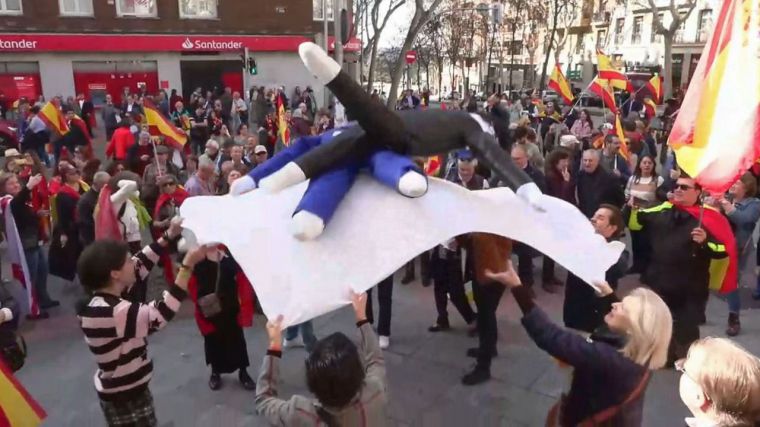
[230,135,323,195]
[298,42,408,152]
[465,132,545,210]
[260,125,372,193]
[368,150,428,198]
[291,164,359,240]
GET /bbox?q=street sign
[405,50,417,64]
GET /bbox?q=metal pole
[323,0,330,108]
[243,47,249,101]
[333,0,344,68]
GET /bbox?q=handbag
[1,332,27,372]
[197,262,222,319]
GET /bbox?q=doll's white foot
[398,171,428,198]
[230,175,256,196]
[291,210,325,241]
[516,182,546,212]
[299,42,341,85]
[259,162,306,193]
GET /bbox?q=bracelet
[163,231,181,244]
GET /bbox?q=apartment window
[596,29,607,48]
[313,0,334,21]
[651,13,664,42]
[0,0,22,14]
[614,18,624,44]
[179,0,216,19]
[632,16,643,44]
[575,35,584,54]
[60,0,93,16]
[697,9,712,42]
[116,0,157,17]
[675,12,687,43]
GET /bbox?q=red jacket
[188,268,255,336]
[106,127,134,160]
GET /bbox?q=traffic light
[247,57,258,75]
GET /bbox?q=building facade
[0,0,358,105]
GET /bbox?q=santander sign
[0,39,37,49]
[181,37,242,50]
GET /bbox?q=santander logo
[0,39,38,50]
[181,37,243,50]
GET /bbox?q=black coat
[76,188,99,247]
[49,189,84,281]
[576,167,625,218]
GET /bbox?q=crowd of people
[0,83,759,427]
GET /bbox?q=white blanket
[181,176,625,327]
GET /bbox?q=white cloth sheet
[181,176,625,327]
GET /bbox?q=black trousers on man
[366,275,394,337]
[472,280,505,370]
[433,255,475,327]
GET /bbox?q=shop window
[116,0,157,17]
[179,0,217,19]
[0,0,22,15]
[60,0,92,16]
[313,0,334,21]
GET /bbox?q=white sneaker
[378,336,390,349]
[283,336,305,349]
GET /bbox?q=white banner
[181,176,624,327]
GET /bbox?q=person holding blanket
[485,261,672,426]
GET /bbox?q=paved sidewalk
[9,257,760,427]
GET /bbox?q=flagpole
[619,85,646,112]
[570,80,595,112]
[150,139,163,179]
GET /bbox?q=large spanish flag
[596,49,630,91]
[668,0,760,194]
[589,78,619,115]
[613,114,631,160]
[548,65,574,104]
[37,101,69,136]
[0,359,47,426]
[143,99,187,149]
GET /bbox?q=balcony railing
[593,11,611,23]
[696,29,709,43]
[614,34,624,44]
[631,34,642,44]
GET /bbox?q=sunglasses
[161,182,177,187]
[675,184,696,191]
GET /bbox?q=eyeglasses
[675,358,698,383]
[675,184,695,191]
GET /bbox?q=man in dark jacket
[576,149,625,218]
[101,94,122,141]
[629,175,728,364]
[77,171,110,248]
[75,93,95,137]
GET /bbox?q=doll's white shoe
[397,171,428,198]
[259,162,307,193]
[298,42,341,85]
[230,175,256,195]
[291,210,325,241]
[177,228,198,253]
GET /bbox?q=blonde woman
[486,262,672,426]
[678,337,760,426]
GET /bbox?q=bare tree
[362,0,406,92]
[643,0,697,98]
[421,17,448,96]
[538,0,577,92]
[505,0,528,91]
[386,0,446,108]
[524,3,548,89]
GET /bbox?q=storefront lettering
[0,39,38,50]
[182,37,243,50]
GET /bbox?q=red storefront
[0,33,360,106]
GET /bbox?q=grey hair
[583,148,601,159]
[139,131,151,140]
[198,156,216,169]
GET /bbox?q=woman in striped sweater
[77,218,206,427]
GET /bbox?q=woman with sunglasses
[678,337,760,426]
[486,261,672,426]
[624,155,664,278]
[48,163,88,283]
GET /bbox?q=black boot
[238,369,256,390]
[726,313,741,337]
[209,372,222,390]
[462,365,491,386]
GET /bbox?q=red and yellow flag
[596,49,630,91]
[668,0,760,194]
[613,114,631,160]
[645,75,663,104]
[37,101,69,136]
[143,99,187,149]
[276,93,290,147]
[0,360,47,426]
[589,78,619,115]
[424,155,442,176]
[643,98,657,119]
[548,65,574,105]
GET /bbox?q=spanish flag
[0,359,47,426]
[37,101,69,136]
[645,75,663,104]
[668,0,760,194]
[276,93,290,147]
[589,78,619,115]
[613,114,631,160]
[596,49,630,91]
[143,99,187,149]
[424,155,442,176]
[548,65,574,105]
[643,98,657,119]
